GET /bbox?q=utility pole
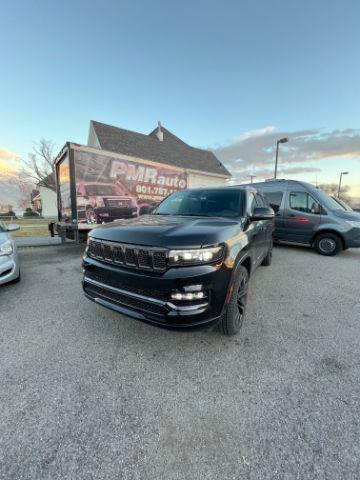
[249,175,256,184]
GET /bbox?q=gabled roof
[37,172,56,190]
[89,121,231,177]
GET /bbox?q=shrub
[23,208,40,217]
[0,210,17,219]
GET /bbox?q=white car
[0,220,20,285]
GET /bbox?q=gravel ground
[0,244,359,480]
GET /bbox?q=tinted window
[289,192,320,214]
[154,189,243,217]
[247,192,257,215]
[255,193,266,207]
[263,191,283,213]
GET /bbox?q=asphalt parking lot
[0,245,359,480]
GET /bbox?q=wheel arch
[311,229,346,249]
[240,255,252,277]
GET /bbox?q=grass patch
[3,218,56,238]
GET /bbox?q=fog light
[171,291,205,301]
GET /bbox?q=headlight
[0,239,13,256]
[347,220,360,228]
[168,246,224,266]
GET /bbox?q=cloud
[0,148,20,179]
[234,125,276,141]
[213,127,360,181]
[0,147,22,206]
[0,147,21,176]
[0,148,19,161]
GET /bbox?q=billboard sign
[58,153,71,221]
[73,149,188,223]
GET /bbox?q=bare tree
[318,183,351,201]
[22,138,56,191]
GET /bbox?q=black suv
[82,187,274,335]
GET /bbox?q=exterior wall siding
[187,172,228,188]
[39,186,58,217]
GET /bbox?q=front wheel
[314,233,342,256]
[218,265,249,336]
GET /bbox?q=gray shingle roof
[90,121,231,177]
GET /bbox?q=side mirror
[250,207,275,221]
[6,223,20,232]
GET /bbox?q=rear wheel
[314,233,342,256]
[218,265,249,336]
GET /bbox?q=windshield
[0,221,4,233]
[85,185,117,196]
[154,189,244,217]
[332,196,353,211]
[314,188,346,211]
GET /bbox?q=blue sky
[1,0,359,199]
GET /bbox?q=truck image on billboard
[73,148,188,223]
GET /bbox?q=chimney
[156,120,164,142]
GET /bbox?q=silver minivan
[0,220,20,285]
[247,180,360,256]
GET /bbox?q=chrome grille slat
[88,239,167,272]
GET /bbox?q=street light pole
[249,175,256,184]
[337,171,349,198]
[274,137,289,179]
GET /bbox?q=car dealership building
[54,120,231,239]
[87,120,231,188]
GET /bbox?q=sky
[1,0,359,205]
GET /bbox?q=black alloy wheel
[219,265,249,335]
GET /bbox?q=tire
[261,242,273,266]
[314,233,342,256]
[218,265,249,336]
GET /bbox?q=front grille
[84,282,166,316]
[88,239,167,272]
[85,269,168,301]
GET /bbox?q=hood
[332,209,360,221]
[90,214,242,248]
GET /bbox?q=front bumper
[0,255,19,286]
[82,255,232,330]
[344,228,360,248]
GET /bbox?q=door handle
[289,214,296,217]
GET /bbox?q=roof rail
[264,178,286,182]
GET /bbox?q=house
[32,175,57,217]
[87,120,231,188]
